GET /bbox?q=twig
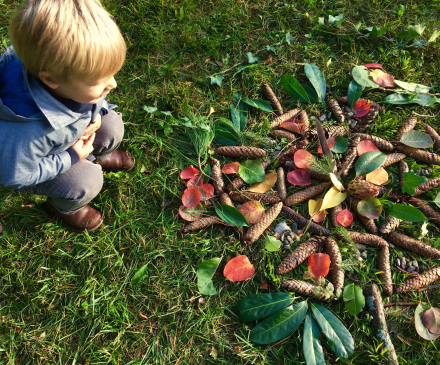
[412,108,440,118]
[419,283,440,292]
[384,302,419,308]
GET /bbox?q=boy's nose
[107,76,117,90]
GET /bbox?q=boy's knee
[73,164,103,202]
[103,110,124,144]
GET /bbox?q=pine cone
[281,279,333,302]
[243,202,283,245]
[379,215,402,234]
[304,166,331,181]
[395,267,440,293]
[211,158,225,195]
[347,180,380,199]
[307,125,348,140]
[277,140,309,169]
[281,206,331,236]
[327,98,345,123]
[325,237,344,291]
[389,232,440,258]
[379,246,393,297]
[396,145,440,166]
[277,167,287,201]
[271,109,301,129]
[347,197,378,234]
[408,197,440,228]
[298,110,310,132]
[262,84,283,116]
[220,193,234,207]
[414,178,440,196]
[277,237,325,274]
[284,182,332,206]
[226,176,246,192]
[330,204,343,228]
[423,123,440,151]
[229,191,282,204]
[182,216,229,233]
[348,231,388,248]
[382,153,406,168]
[395,117,417,140]
[339,139,360,179]
[215,146,266,159]
[351,133,394,152]
[271,129,298,142]
[399,160,409,189]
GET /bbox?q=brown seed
[389,232,440,258]
[220,193,234,207]
[399,160,409,189]
[327,98,345,123]
[423,123,440,151]
[379,246,393,297]
[281,206,331,236]
[347,179,380,200]
[395,267,440,293]
[347,197,378,234]
[182,216,230,233]
[277,167,287,201]
[414,178,440,196]
[229,191,282,204]
[395,117,417,140]
[277,140,309,169]
[262,84,283,116]
[351,133,394,152]
[379,215,401,234]
[330,204,343,228]
[270,109,301,129]
[271,129,297,142]
[408,197,440,228]
[210,158,224,195]
[396,145,440,166]
[277,237,325,274]
[382,153,406,168]
[325,237,344,291]
[243,202,283,245]
[284,182,332,206]
[281,279,333,302]
[215,146,266,159]
[347,231,388,248]
[298,110,310,132]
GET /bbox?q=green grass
[2,0,440,363]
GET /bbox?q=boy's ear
[38,71,60,89]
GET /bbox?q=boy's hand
[79,114,102,141]
[71,133,96,160]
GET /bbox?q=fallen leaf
[336,209,353,227]
[309,199,326,223]
[317,137,335,154]
[321,186,347,210]
[248,172,278,193]
[357,198,382,219]
[182,189,201,208]
[330,172,345,192]
[238,200,265,224]
[370,69,395,87]
[422,307,440,335]
[264,55,273,64]
[308,253,331,278]
[259,280,269,290]
[180,166,199,180]
[210,347,219,359]
[353,100,371,118]
[216,60,223,67]
[280,119,304,134]
[287,169,312,186]
[415,304,440,340]
[357,140,379,156]
[222,162,240,174]
[178,204,204,221]
[223,255,255,282]
[187,176,203,188]
[294,149,315,168]
[366,167,388,185]
[364,63,383,69]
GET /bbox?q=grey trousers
[22,111,124,214]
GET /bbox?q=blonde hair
[9,0,126,82]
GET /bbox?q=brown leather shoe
[94,150,134,172]
[45,202,104,232]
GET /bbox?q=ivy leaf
[215,205,249,227]
[419,221,429,240]
[343,284,365,316]
[304,63,326,103]
[388,204,427,222]
[400,130,434,149]
[230,93,249,133]
[402,171,428,196]
[238,160,265,184]
[197,258,221,296]
[303,315,326,365]
[210,75,224,86]
[237,293,293,322]
[286,32,294,45]
[143,105,158,113]
[355,151,386,176]
[264,236,282,252]
[246,52,259,64]
[131,264,149,285]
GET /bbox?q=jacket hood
[0,46,18,79]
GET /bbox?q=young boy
[0,0,133,232]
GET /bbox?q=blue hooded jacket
[0,46,115,190]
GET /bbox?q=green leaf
[246,52,259,64]
[282,74,311,103]
[408,23,426,39]
[303,84,320,103]
[215,205,249,227]
[197,258,221,296]
[368,25,388,37]
[331,136,349,153]
[347,80,364,108]
[382,93,411,105]
[429,30,440,43]
[311,303,354,359]
[357,198,382,219]
[286,32,294,45]
[328,14,344,26]
[434,192,440,209]
[303,314,326,365]
[143,105,158,113]
[400,130,434,148]
[266,45,276,52]
[388,204,427,222]
[304,63,326,103]
[237,293,293,322]
[343,284,365,316]
[352,66,379,88]
[394,80,431,93]
[210,75,224,86]
[355,151,386,176]
[238,160,265,184]
[242,98,273,112]
[230,94,249,133]
[383,93,436,106]
[250,301,308,344]
[402,171,428,196]
[131,264,149,285]
[264,236,282,252]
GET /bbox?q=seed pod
[220,193,234,207]
[262,84,283,116]
[348,231,388,248]
[325,237,344,291]
[414,178,440,196]
[277,237,325,274]
[284,182,332,206]
[396,267,440,293]
[298,110,310,132]
[389,232,440,258]
[210,158,225,195]
[399,160,409,189]
[347,179,380,200]
[347,197,378,234]
[395,117,417,140]
[243,202,283,245]
[229,191,282,204]
[396,145,440,166]
[215,146,266,159]
[330,204,343,228]
[364,285,399,365]
[423,123,440,151]
[327,98,345,123]
[306,125,348,140]
[379,246,393,297]
[277,140,309,169]
[271,129,297,142]
[379,215,402,234]
[382,153,406,168]
[281,279,333,302]
[182,216,230,233]
[277,167,287,201]
[352,101,382,133]
[281,206,331,236]
[408,197,440,228]
[339,138,360,179]
[304,166,331,181]
[271,108,301,129]
[351,133,394,152]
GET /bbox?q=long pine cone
[339,138,360,178]
[325,237,344,291]
[351,133,394,152]
[281,279,332,302]
[277,167,287,201]
[399,160,409,189]
[347,180,380,199]
[414,178,440,196]
[327,98,344,123]
[220,193,234,207]
[277,140,309,169]
[347,197,378,234]
[389,232,440,258]
[215,146,266,159]
[330,204,343,228]
[379,246,393,297]
[281,206,330,236]
[243,202,283,245]
[271,109,301,129]
[211,158,225,195]
[229,191,282,204]
[262,84,283,116]
[284,182,331,206]
[348,231,388,248]
[271,130,297,142]
[423,123,440,151]
[182,216,229,233]
[396,145,440,166]
[408,197,440,228]
[382,153,406,168]
[307,125,348,140]
[226,176,245,192]
[352,101,382,133]
[298,110,310,132]
[395,117,417,140]
[379,215,401,234]
[395,267,440,293]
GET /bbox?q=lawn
[1,0,440,364]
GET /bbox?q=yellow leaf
[320,186,347,210]
[366,167,388,185]
[309,199,326,223]
[330,173,345,192]
[248,172,278,193]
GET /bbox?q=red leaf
[201,184,214,199]
[178,204,204,221]
[280,119,304,134]
[353,100,371,118]
[223,255,255,282]
[357,140,379,156]
[238,200,265,224]
[370,69,395,87]
[287,169,312,186]
[308,253,331,279]
[222,162,240,174]
[364,63,383,69]
[189,184,214,201]
[187,176,203,188]
[422,307,440,335]
[317,137,335,154]
[294,150,314,169]
[309,199,326,223]
[182,189,201,208]
[336,209,353,227]
[180,166,199,180]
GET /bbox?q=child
[0,0,133,232]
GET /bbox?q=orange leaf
[370,69,395,87]
[317,137,335,154]
[336,209,353,227]
[357,140,379,156]
[308,253,331,279]
[294,150,314,168]
[223,255,255,282]
[180,166,199,179]
[353,100,371,118]
[280,118,304,134]
[178,204,204,221]
[366,167,388,185]
[222,162,240,174]
[238,200,265,224]
[182,189,201,208]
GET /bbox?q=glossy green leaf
[400,130,434,148]
[242,98,273,112]
[131,264,149,285]
[197,257,221,295]
[230,94,249,132]
[331,136,349,153]
[402,171,427,196]
[357,198,382,219]
[303,314,326,365]
[264,236,282,252]
[282,74,311,103]
[303,84,320,103]
[304,63,326,103]
[355,151,386,176]
[415,304,440,340]
[237,293,293,322]
[343,284,365,316]
[311,303,354,359]
[238,160,265,184]
[388,204,427,222]
[434,192,440,209]
[250,301,308,344]
[347,80,364,108]
[352,66,379,88]
[394,80,431,93]
[383,93,436,106]
[215,205,249,227]
[214,119,241,146]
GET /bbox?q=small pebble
[271,150,282,160]
[360,251,367,259]
[401,257,407,269]
[350,120,357,129]
[345,106,352,113]
[358,257,364,262]
[390,243,395,248]
[396,258,401,267]
[267,136,275,141]
[355,243,366,251]
[347,112,354,117]
[234,203,241,209]
[413,261,419,268]
[408,265,416,272]
[199,298,206,304]
[286,235,293,243]
[319,114,327,122]
[283,243,291,250]
[327,112,332,119]
[291,223,298,233]
[424,170,430,176]
[274,222,290,235]
[342,106,346,112]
